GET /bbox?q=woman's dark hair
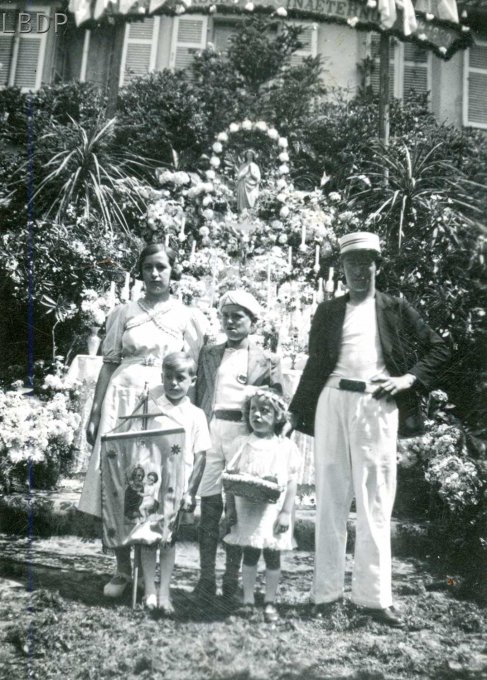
[137,243,181,281]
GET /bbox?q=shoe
[264,603,279,623]
[221,583,242,610]
[366,606,404,628]
[144,594,158,611]
[103,572,131,598]
[311,602,337,619]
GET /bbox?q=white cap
[218,289,262,319]
[339,231,381,256]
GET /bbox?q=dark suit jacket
[195,340,284,423]
[289,291,451,438]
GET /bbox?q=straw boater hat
[218,290,262,320]
[339,231,381,257]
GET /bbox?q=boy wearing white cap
[290,232,450,627]
[194,289,283,607]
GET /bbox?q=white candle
[325,266,335,293]
[190,241,196,261]
[165,233,170,247]
[301,223,306,248]
[317,277,324,304]
[180,215,186,237]
[121,273,130,302]
[288,246,292,271]
[314,244,320,272]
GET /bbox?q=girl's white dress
[78,298,207,518]
[223,434,301,551]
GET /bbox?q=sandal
[103,572,131,598]
[264,603,279,623]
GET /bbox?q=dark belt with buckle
[339,378,367,392]
[214,410,243,422]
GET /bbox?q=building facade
[0,1,486,129]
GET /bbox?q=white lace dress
[78,298,207,517]
[223,434,301,551]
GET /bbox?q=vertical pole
[378,32,390,146]
[106,21,125,117]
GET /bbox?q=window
[289,22,318,68]
[0,5,49,90]
[464,42,487,129]
[119,17,160,86]
[169,16,208,71]
[213,19,237,54]
[369,34,431,102]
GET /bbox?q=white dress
[78,298,208,517]
[223,434,301,551]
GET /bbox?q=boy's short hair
[242,388,288,436]
[162,351,196,377]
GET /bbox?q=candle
[120,272,130,302]
[190,241,196,261]
[288,246,292,271]
[325,266,334,293]
[165,233,170,247]
[317,277,324,304]
[314,244,320,273]
[180,215,186,238]
[301,223,306,248]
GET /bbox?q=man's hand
[372,374,417,399]
[282,412,299,438]
[180,493,196,512]
[225,507,237,533]
[274,510,290,534]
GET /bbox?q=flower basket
[222,471,282,503]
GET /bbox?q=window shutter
[119,17,160,86]
[464,43,487,129]
[0,8,48,90]
[402,42,430,99]
[370,33,395,98]
[0,10,15,87]
[170,16,208,71]
[289,23,317,68]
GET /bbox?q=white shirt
[213,347,251,411]
[331,298,388,381]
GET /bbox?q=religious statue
[236,149,261,213]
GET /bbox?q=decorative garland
[69,0,474,61]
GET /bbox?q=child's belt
[214,409,243,422]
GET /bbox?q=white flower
[206,169,216,180]
[425,12,434,20]
[277,193,286,203]
[245,2,254,10]
[209,4,216,12]
[366,0,376,6]
[199,226,210,237]
[267,128,279,140]
[210,156,221,168]
[279,152,289,162]
[229,123,240,133]
[276,6,287,16]
[202,196,213,207]
[418,33,427,41]
[278,233,288,244]
[202,208,214,220]
[276,178,287,190]
[212,141,223,154]
[242,119,252,131]
[255,121,268,131]
[279,164,289,175]
[328,191,341,202]
[347,16,359,27]
[278,137,288,148]
[217,132,228,142]
[279,206,290,218]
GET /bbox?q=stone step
[0,478,429,557]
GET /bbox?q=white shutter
[0,7,48,90]
[289,22,317,68]
[464,43,487,129]
[370,33,395,98]
[119,17,160,86]
[170,16,208,71]
[401,42,430,100]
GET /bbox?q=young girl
[223,390,301,623]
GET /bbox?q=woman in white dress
[79,243,208,597]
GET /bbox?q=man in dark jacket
[289,232,450,627]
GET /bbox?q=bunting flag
[397,0,418,35]
[415,0,459,22]
[149,0,168,13]
[94,0,111,20]
[68,0,92,26]
[378,0,397,28]
[119,0,138,14]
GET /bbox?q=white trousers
[313,387,398,609]
[198,418,249,498]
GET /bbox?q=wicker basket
[222,472,282,503]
